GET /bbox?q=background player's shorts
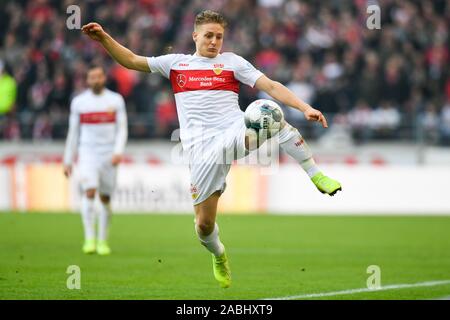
[78,151,117,195]
[188,119,247,205]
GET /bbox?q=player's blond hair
[194,10,227,30]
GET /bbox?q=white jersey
[64,88,128,165]
[147,52,263,148]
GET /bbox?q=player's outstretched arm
[81,22,150,72]
[255,75,328,128]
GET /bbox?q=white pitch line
[263,280,450,300]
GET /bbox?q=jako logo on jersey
[213,63,224,75]
[177,74,187,88]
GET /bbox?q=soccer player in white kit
[82,10,341,286]
[63,65,128,256]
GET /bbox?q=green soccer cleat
[82,239,96,254]
[311,172,342,196]
[96,240,111,256]
[212,251,231,288]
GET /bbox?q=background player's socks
[98,201,112,242]
[195,223,225,257]
[278,124,321,178]
[81,195,96,241]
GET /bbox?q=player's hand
[111,154,123,166]
[63,165,72,178]
[304,106,328,128]
[81,22,107,42]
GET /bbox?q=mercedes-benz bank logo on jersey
[169,69,239,94]
[177,74,187,88]
[188,75,226,87]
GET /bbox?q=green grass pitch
[1,213,450,300]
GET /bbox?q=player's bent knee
[281,121,304,141]
[85,189,96,199]
[99,194,110,204]
[280,119,300,134]
[196,220,215,236]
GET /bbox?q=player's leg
[81,188,97,254]
[194,191,231,288]
[97,194,112,255]
[194,191,223,255]
[189,139,232,288]
[78,153,101,253]
[96,162,117,255]
[245,120,342,195]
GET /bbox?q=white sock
[98,201,112,241]
[195,223,225,257]
[81,196,95,240]
[278,124,321,178]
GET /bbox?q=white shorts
[78,151,117,195]
[188,119,248,205]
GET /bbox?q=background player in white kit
[81,10,341,286]
[63,65,128,255]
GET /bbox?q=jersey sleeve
[232,54,264,88]
[63,98,80,165]
[113,94,128,155]
[146,54,179,79]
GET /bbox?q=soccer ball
[244,99,284,136]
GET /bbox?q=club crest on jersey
[177,74,187,88]
[213,63,224,75]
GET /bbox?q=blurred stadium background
[1,0,450,301]
[0,0,449,214]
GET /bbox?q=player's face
[87,67,106,93]
[193,23,224,58]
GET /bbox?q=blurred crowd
[0,0,449,145]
